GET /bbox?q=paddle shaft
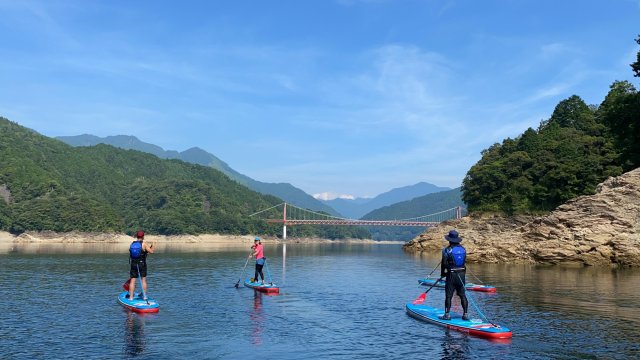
[426,261,442,277]
[263,258,273,284]
[424,275,446,295]
[235,254,251,287]
[137,263,150,305]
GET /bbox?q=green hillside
[462,81,639,214]
[57,135,341,216]
[463,37,639,215]
[0,118,368,239]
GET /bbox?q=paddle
[263,258,274,286]
[413,275,445,304]
[425,261,442,278]
[234,252,252,288]
[123,279,130,291]
[136,263,150,305]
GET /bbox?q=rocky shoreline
[404,167,640,267]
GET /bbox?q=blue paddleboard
[243,279,279,294]
[118,291,159,313]
[406,303,511,339]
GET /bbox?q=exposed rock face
[0,184,12,204]
[404,167,640,267]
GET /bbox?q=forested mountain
[462,81,639,214]
[322,182,450,219]
[57,134,341,216]
[1,118,368,239]
[462,37,640,215]
[360,187,465,241]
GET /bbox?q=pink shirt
[254,243,264,260]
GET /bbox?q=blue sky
[1,1,639,199]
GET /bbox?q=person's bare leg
[128,278,136,300]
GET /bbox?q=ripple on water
[1,245,639,359]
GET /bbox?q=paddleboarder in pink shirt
[249,237,266,284]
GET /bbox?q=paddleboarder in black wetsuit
[128,230,154,300]
[440,229,469,321]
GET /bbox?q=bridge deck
[266,219,439,226]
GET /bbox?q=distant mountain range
[360,187,465,241]
[57,134,340,216]
[56,135,459,229]
[321,182,451,219]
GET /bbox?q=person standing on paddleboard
[249,237,266,285]
[128,230,154,300]
[440,230,469,321]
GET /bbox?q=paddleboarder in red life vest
[440,230,470,321]
[128,230,154,300]
[249,237,266,285]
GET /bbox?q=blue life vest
[445,245,466,268]
[129,241,143,259]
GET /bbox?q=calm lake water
[1,242,639,359]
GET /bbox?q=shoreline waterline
[0,231,402,254]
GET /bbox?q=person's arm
[145,241,154,254]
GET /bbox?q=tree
[632,35,640,77]
[597,81,640,171]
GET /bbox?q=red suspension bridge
[249,202,465,286]
[250,202,464,233]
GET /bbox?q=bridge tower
[282,203,287,285]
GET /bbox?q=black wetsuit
[254,259,265,282]
[130,242,148,278]
[441,244,469,314]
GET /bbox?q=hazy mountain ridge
[322,182,451,219]
[359,187,465,241]
[57,134,340,216]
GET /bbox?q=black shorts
[130,261,147,278]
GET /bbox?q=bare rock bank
[404,167,640,267]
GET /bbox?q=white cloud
[313,192,355,200]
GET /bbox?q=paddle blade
[123,279,130,291]
[413,292,426,305]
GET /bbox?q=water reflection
[250,291,264,346]
[439,331,471,360]
[123,311,147,357]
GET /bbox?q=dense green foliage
[463,37,640,215]
[57,134,341,216]
[361,188,465,241]
[598,81,640,172]
[462,83,639,214]
[0,118,368,238]
[632,35,640,78]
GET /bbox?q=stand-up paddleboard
[244,279,279,294]
[118,291,160,313]
[406,303,511,339]
[418,278,497,293]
